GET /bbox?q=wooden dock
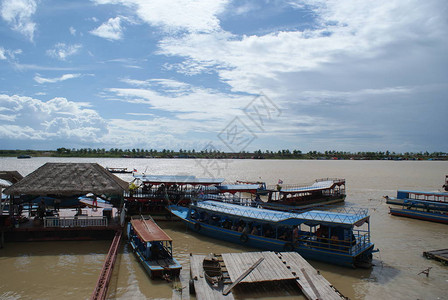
[190,251,345,300]
[423,249,448,265]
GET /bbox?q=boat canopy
[280,180,340,194]
[398,190,448,197]
[194,200,369,227]
[134,175,224,186]
[130,219,172,242]
[217,184,261,194]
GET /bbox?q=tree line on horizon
[0,148,446,160]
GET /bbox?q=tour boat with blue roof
[169,200,376,268]
[389,199,448,224]
[385,190,448,207]
[127,215,182,279]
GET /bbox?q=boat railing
[296,229,370,255]
[44,216,108,228]
[202,194,256,206]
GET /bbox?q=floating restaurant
[1,163,128,243]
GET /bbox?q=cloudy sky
[0,0,447,153]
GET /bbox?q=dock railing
[44,216,108,228]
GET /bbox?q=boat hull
[129,239,182,279]
[390,208,448,224]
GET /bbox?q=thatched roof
[3,163,129,196]
[0,171,23,184]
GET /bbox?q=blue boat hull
[174,210,374,268]
[390,208,448,224]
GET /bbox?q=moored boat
[169,200,376,268]
[106,167,133,174]
[385,190,448,207]
[127,215,182,279]
[389,199,448,224]
[264,178,346,210]
[202,254,223,286]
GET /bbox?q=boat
[127,215,182,279]
[385,190,448,207]
[17,155,31,159]
[202,254,223,286]
[78,196,113,209]
[389,199,448,224]
[169,200,376,268]
[106,167,133,174]
[264,178,346,210]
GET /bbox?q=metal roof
[194,200,369,226]
[130,218,172,242]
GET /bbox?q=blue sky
[0,0,447,153]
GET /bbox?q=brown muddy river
[0,157,447,299]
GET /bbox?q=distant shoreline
[1,149,446,161]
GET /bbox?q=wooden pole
[222,257,264,295]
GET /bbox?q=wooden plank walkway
[423,249,448,264]
[277,252,346,300]
[190,251,345,300]
[90,230,122,300]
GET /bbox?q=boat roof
[280,180,339,193]
[194,200,369,226]
[217,184,261,193]
[130,218,172,242]
[398,190,448,197]
[134,175,224,185]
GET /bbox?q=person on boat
[38,199,46,219]
[251,225,259,235]
[54,198,61,211]
[293,225,299,243]
[92,197,98,209]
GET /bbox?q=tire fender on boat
[194,222,201,231]
[283,242,294,252]
[240,233,249,243]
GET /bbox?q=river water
[0,157,447,299]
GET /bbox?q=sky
[0,0,447,153]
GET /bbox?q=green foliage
[0,149,445,160]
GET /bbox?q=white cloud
[0,47,22,61]
[46,43,82,60]
[90,16,124,40]
[0,94,108,142]
[34,73,82,84]
[0,0,37,42]
[0,47,6,60]
[93,0,229,33]
[69,26,76,36]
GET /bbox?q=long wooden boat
[389,199,448,224]
[106,167,133,174]
[385,190,448,207]
[264,178,346,209]
[169,200,376,268]
[202,254,223,286]
[127,216,182,279]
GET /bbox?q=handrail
[44,216,108,228]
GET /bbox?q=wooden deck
[423,249,448,265]
[190,251,345,300]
